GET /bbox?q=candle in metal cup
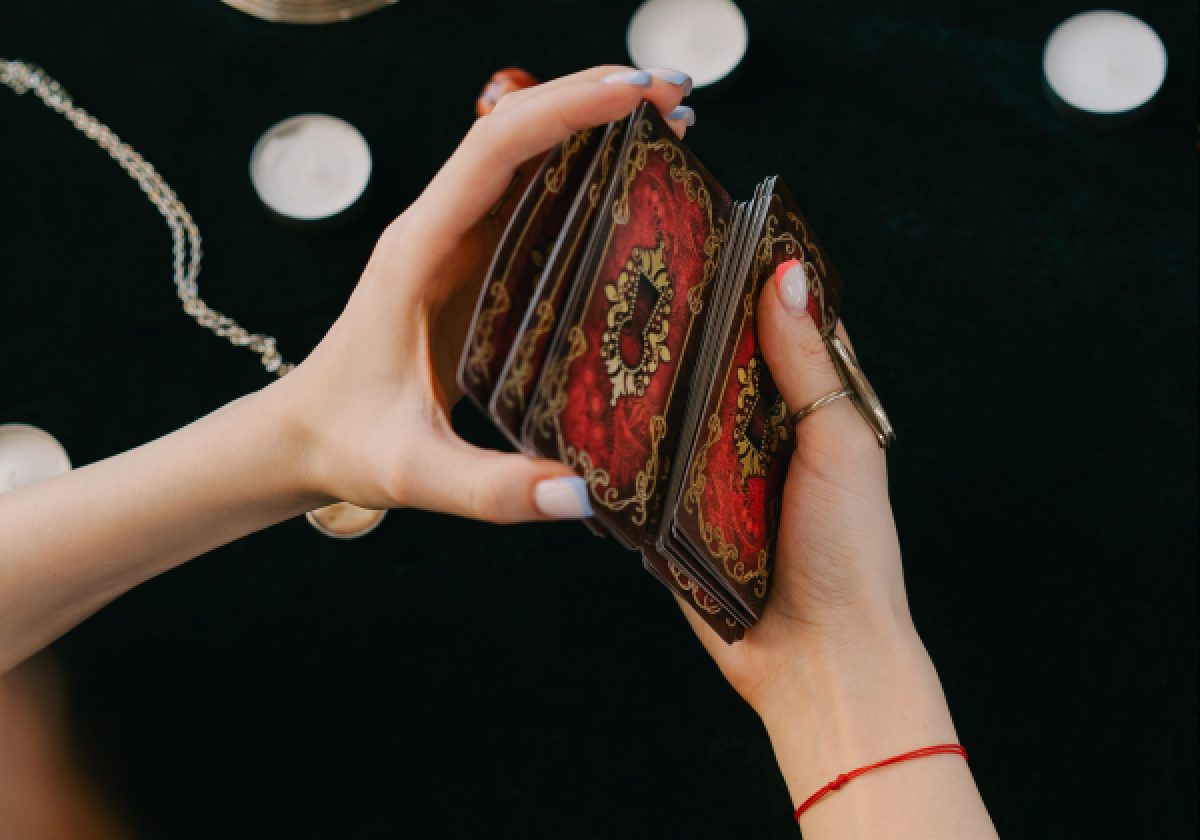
[306,501,386,539]
[1043,11,1166,123]
[0,424,71,495]
[627,0,748,90]
[250,114,372,223]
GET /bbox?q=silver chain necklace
[2,60,390,538]
[1,59,294,377]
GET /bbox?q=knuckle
[777,343,838,394]
[793,327,832,367]
[545,98,579,137]
[465,112,506,149]
[369,212,412,260]
[490,90,519,113]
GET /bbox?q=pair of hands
[0,64,992,839]
[271,66,912,725]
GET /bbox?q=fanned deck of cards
[458,103,843,643]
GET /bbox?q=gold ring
[823,334,896,449]
[789,388,855,427]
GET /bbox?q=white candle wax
[250,114,372,222]
[627,0,748,90]
[1043,11,1167,116]
[0,424,71,494]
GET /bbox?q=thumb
[401,434,593,524]
[758,260,883,464]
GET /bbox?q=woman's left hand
[0,66,698,673]
[271,66,694,523]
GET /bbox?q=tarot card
[521,103,734,549]
[488,118,628,446]
[652,179,778,625]
[457,128,607,412]
[669,178,845,621]
[642,548,745,644]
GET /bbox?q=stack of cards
[458,103,843,642]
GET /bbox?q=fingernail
[665,105,696,126]
[647,67,693,95]
[534,476,594,519]
[603,70,653,88]
[776,259,809,315]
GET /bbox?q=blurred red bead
[475,67,539,116]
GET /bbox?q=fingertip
[533,475,593,519]
[585,72,670,128]
[645,67,694,96]
[757,263,795,355]
[756,261,844,416]
[664,104,695,126]
[599,65,690,125]
[774,258,810,315]
[757,259,815,368]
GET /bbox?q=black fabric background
[2,1,1197,837]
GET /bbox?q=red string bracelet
[794,744,968,821]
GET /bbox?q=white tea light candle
[627,0,748,90]
[0,424,71,494]
[250,114,372,223]
[1043,11,1166,122]
[306,501,386,539]
[224,1,397,25]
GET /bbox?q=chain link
[1,59,294,377]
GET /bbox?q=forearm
[758,621,998,839]
[0,384,322,673]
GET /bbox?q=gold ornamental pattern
[529,325,666,526]
[779,210,836,335]
[681,206,839,597]
[668,559,721,615]
[683,414,770,598]
[600,236,673,406]
[496,125,622,411]
[463,280,510,387]
[496,296,553,410]
[544,128,592,193]
[462,130,591,388]
[612,119,725,314]
[732,356,790,486]
[525,119,727,525]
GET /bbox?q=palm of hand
[278,210,508,511]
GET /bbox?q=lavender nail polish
[534,476,594,519]
[603,70,653,88]
[647,67,694,95]
[665,105,696,126]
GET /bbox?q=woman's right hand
[684,264,913,708]
[679,265,998,838]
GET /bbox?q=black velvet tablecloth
[2,1,1197,837]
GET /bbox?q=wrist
[226,380,331,510]
[756,620,957,808]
